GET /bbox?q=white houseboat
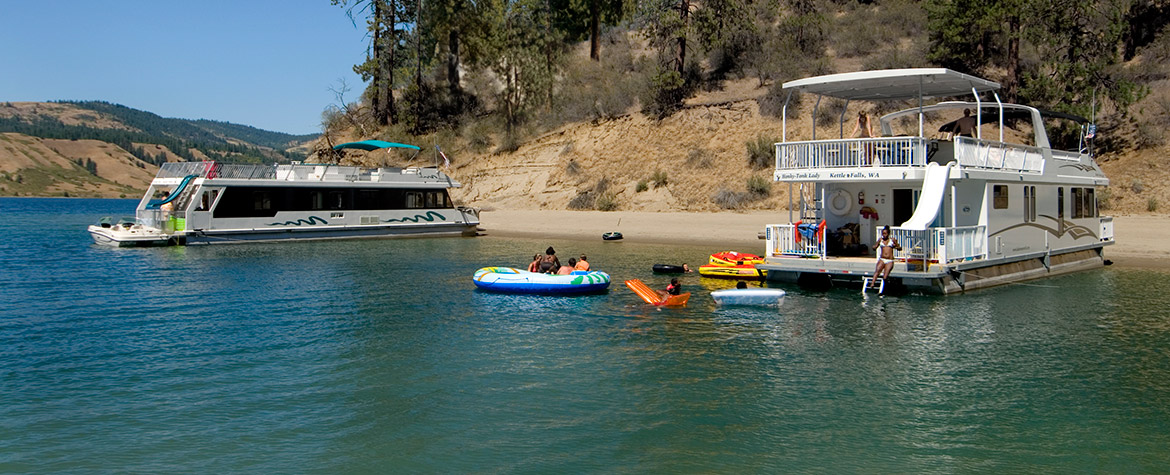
[89,141,480,246]
[759,69,1113,294]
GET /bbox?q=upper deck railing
[155,162,453,184]
[774,136,1051,174]
[775,137,927,169]
[953,136,1044,172]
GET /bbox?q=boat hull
[711,288,786,306]
[87,225,178,247]
[473,267,611,294]
[709,251,764,266]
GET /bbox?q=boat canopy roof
[782,68,1000,101]
[332,140,422,151]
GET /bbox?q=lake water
[3,197,1170,472]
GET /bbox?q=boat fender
[829,189,852,216]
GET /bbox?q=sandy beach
[480,210,1170,271]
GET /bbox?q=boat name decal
[827,171,882,179]
[384,211,447,223]
[269,216,329,226]
[779,172,821,180]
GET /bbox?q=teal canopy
[332,140,421,151]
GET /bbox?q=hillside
[418,77,1166,217]
[0,101,318,197]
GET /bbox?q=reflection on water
[2,198,1170,472]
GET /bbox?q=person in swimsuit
[539,246,560,273]
[871,225,901,287]
[575,255,590,271]
[527,254,541,273]
[851,111,877,166]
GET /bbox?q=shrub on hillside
[687,148,715,168]
[745,136,776,169]
[746,175,772,196]
[636,180,649,192]
[641,63,701,119]
[650,170,668,188]
[712,189,751,209]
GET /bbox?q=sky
[1,1,373,135]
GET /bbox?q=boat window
[310,191,324,210]
[425,192,436,208]
[993,185,1009,209]
[330,191,345,210]
[1058,187,1065,220]
[405,192,422,208]
[198,190,219,211]
[1072,187,1097,218]
[253,192,271,211]
[1027,186,1037,222]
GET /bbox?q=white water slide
[900,162,955,230]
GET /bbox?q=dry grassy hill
[420,77,1169,217]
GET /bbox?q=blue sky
[1,2,373,135]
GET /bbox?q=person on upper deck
[851,111,877,165]
[951,108,978,138]
[851,111,874,139]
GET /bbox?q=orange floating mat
[624,279,690,307]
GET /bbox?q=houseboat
[89,142,480,246]
[759,68,1113,294]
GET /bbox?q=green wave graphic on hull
[268,216,329,226]
[384,211,447,223]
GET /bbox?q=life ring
[828,189,852,216]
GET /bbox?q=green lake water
[2,197,1169,472]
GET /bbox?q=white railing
[765,223,826,258]
[953,137,1044,172]
[884,225,987,271]
[775,137,927,170]
[158,162,451,184]
[1100,216,1114,241]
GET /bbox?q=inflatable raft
[473,267,611,294]
[625,279,690,306]
[711,288,786,306]
[708,251,764,266]
[698,264,766,279]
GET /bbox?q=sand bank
[479,210,1170,271]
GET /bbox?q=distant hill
[0,101,319,198]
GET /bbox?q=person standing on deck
[851,111,876,165]
[952,108,978,137]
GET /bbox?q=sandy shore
[479,210,1170,271]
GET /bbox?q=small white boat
[87,217,177,247]
[711,288,786,306]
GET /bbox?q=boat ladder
[861,276,886,294]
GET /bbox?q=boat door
[188,189,221,230]
[893,189,915,226]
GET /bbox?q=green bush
[651,170,668,188]
[596,192,619,211]
[746,175,772,196]
[746,136,776,169]
[1148,197,1159,212]
[641,63,701,119]
[636,180,649,192]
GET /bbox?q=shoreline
[479,210,1170,271]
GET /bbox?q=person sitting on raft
[575,255,590,271]
[540,246,561,273]
[557,258,578,275]
[527,254,541,273]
